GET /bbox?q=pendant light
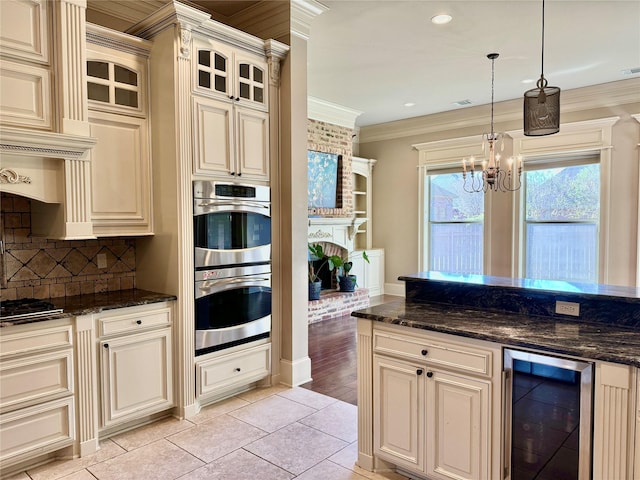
[524,0,560,136]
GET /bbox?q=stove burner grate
[1,298,64,320]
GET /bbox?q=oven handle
[196,201,269,210]
[196,277,271,297]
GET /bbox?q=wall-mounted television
[307,150,340,209]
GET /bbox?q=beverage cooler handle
[502,369,512,480]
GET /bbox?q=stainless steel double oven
[193,181,271,356]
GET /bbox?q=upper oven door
[193,199,271,268]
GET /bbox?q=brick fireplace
[308,217,369,323]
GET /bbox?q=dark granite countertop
[0,289,177,328]
[353,272,640,368]
[352,300,640,367]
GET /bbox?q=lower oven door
[195,269,271,355]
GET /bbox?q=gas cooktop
[0,298,63,321]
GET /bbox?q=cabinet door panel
[193,96,234,176]
[426,370,490,480]
[236,108,268,180]
[373,355,424,471]
[100,328,173,428]
[0,0,48,63]
[0,59,51,128]
[89,112,151,235]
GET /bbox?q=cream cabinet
[193,37,268,111]
[351,248,384,296]
[196,341,271,405]
[373,355,425,472]
[635,370,639,480]
[96,303,173,430]
[0,0,52,129]
[352,157,376,250]
[0,319,75,470]
[368,323,501,480]
[86,24,153,236]
[192,95,269,181]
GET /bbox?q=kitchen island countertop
[352,272,640,367]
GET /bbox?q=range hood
[0,126,97,239]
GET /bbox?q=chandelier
[523,0,560,136]
[462,53,522,193]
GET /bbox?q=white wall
[358,79,640,289]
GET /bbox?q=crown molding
[291,0,328,40]
[308,96,362,129]
[86,22,152,57]
[359,78,640,144]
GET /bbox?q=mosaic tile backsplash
[1,193,136,300]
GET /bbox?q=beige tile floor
[8,386,410,480]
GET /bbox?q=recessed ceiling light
[621,67,640,75]
[431,14,452,25]
[404,102,416,107]
[453,99,472,107]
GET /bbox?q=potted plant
[331,251,369,292]
[308,243,328,300]
[308,243,369,296]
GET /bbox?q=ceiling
[307,0,640,127]
[86,1,640,128]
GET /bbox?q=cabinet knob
[136,320,142,325]
[421,349,428,356]
[235,97,240,101]
[103,343,109,349]
[230,172,236,176]
[229,95,234,99]
[426,371,434,378]
[235,367,241,372]
[416,369,423,375]
[237,172,242,177]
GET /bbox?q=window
[523,160,600,283]
[425,171,484,274]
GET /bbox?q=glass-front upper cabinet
[194,38,267,110]
[86,51,146,116]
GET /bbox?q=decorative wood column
[592,362,635,479]
[54,0,89,136]
[74,314,98,456]
[356,318,374,471]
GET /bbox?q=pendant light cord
[541,0,545,78]
[490,56,495,137]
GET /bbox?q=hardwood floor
[300,294,400,405]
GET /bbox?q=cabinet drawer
[373,330,492,377]
[98,303,171,337]
[0,350,73,413]
[0,321,73,358]
[0,396,74,466]
[197,343,271,398]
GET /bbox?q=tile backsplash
[1,193,136,300]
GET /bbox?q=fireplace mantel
[308,217,367,252]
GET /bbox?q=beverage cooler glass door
[503,348,593,480]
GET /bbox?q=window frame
[415,135,492,274]
[519,156,601,283]
[508,117,617,284]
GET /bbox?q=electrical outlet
[555,300,580,317]
[97,253,107,269]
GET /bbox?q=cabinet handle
[421,349,428,356]
[416,369,423,375]
[235,367,241,372]
[426,371,434,378]
[103,343,109,349]
[136,320,142,325]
